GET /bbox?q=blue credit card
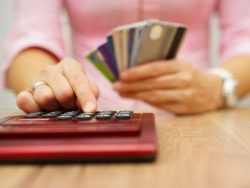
[127,28,135,68]
[107,35,117,66]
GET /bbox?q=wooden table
[1,108,250,188]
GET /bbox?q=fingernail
[84,101,96,112]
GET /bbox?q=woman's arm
[214,0,250,102]
[7,48,99,113]
[7,48,57,93]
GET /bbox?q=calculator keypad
[23,110,133,121]
[0,111,142,137]
[23,112,45,118]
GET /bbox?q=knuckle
[183,90,195,100]
[61,58,77,65]
[61,58,83,70]
[40,65,56,78]
[180,73,193,86]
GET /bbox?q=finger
[119,89,187,105]
[33,84,61,111]
[89,81,100,98]
[16,90,41,113]
[120,60,185,82]
[61,59,97,112]
[40,67,77,110]
[114,72,192,93]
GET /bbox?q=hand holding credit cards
[87,19,187,82]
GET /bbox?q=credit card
[129,21,152,66]
[112,29,124,74]
[98,43,119,79]
[87,51,115,82]
[166,26,187,59]
[87,20,187,82]
[135,21,186,65]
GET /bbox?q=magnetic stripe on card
[166,27,187,59]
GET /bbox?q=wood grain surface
[1,108,250,188]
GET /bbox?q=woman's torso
[64,0,217,111]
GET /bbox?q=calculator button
[61,111,79,116]
[41,111,63,118]
[104,111,116,114]
[97,111,116,115]
[82,112,95,116]
[96,113,112,120]
[117,111,133,115]
[75,113,93,121]
[23,112,45,118]
[57,115,73,121]
[115,113,131,120]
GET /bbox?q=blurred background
[0,0,16,111]
[0,0,249,112]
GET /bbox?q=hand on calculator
[16,58,99,113]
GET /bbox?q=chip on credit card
[87,19,187,82]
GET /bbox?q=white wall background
[0,0,17,111]
[0,0,249,112]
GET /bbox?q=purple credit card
[98,43,119,79]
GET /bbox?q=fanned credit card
[87,20,187,82]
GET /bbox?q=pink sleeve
[2,0,65,88]
[217,0,250,61]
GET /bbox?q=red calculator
[0,111,157,163]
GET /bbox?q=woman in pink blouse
[4,0,250,114]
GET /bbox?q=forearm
[220,55,250,99]
[7,48,58,94]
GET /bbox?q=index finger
[61,59,97,112]
[120,60,182,82]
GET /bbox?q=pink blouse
[3,0,250,111]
